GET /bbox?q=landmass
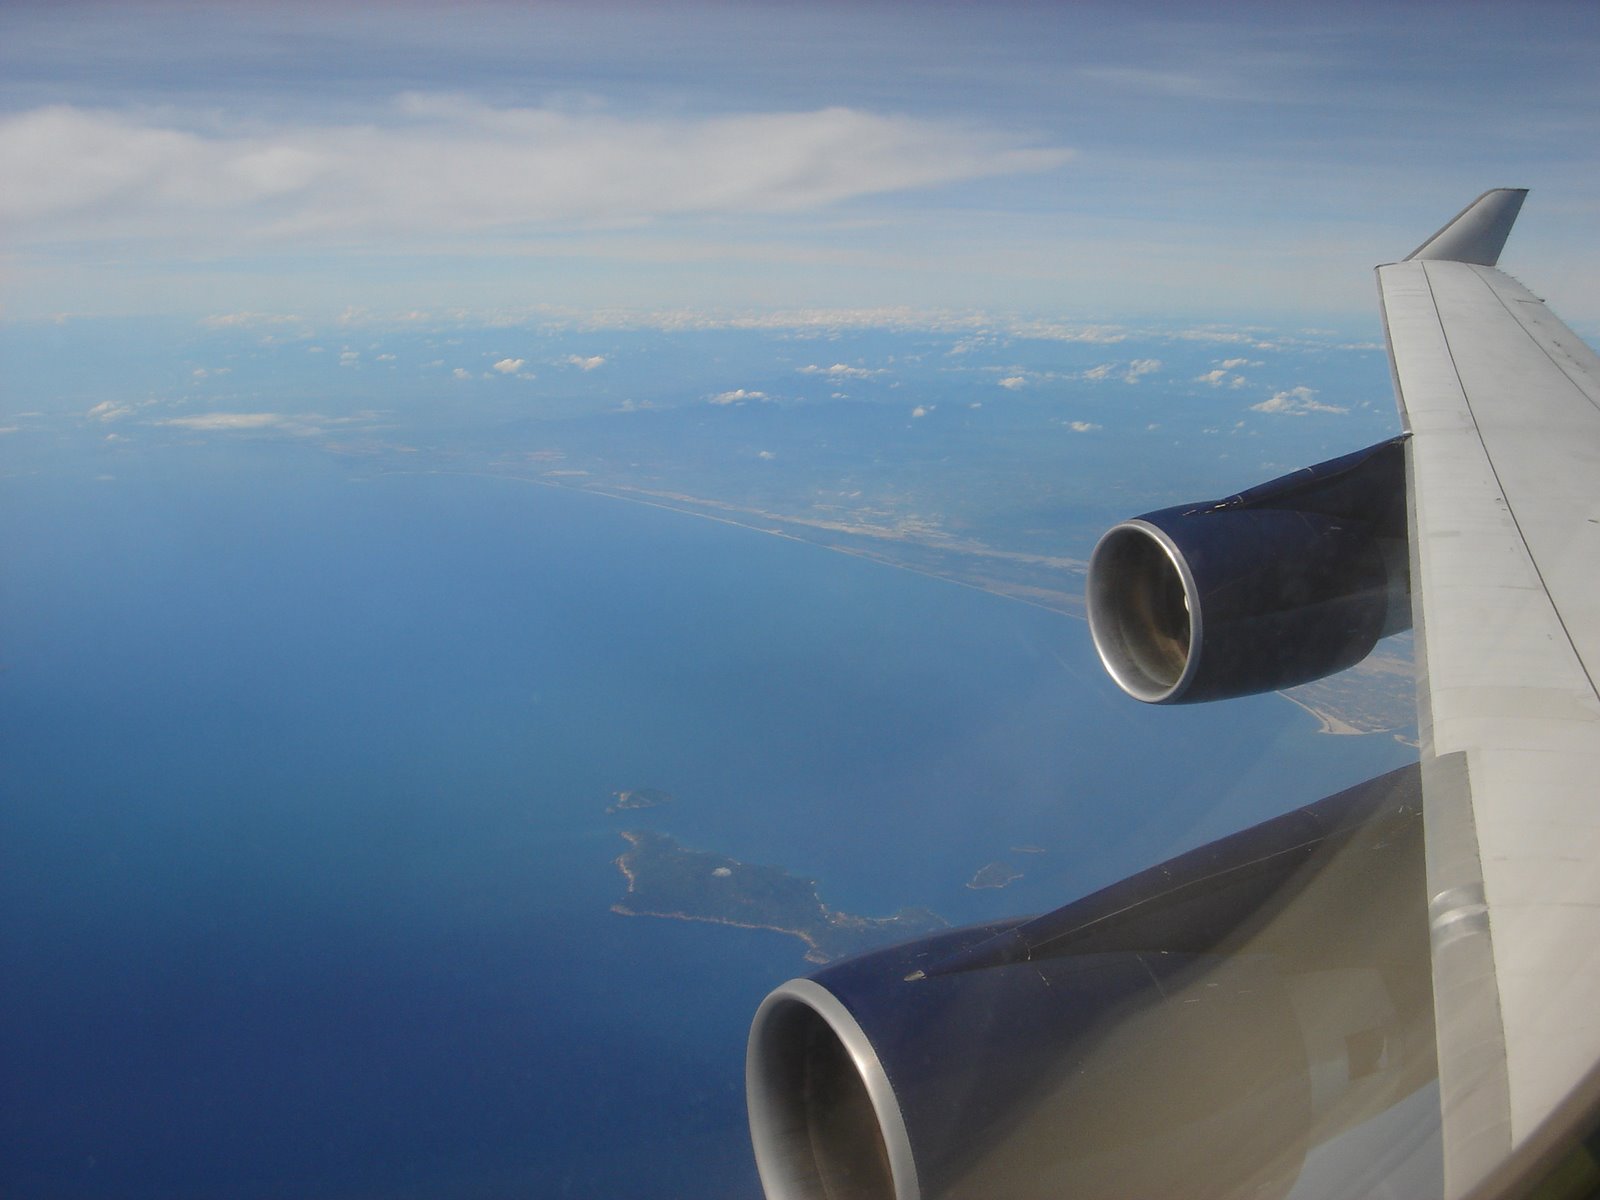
[606,787,674,814]
[966,861,1023,890]
[612,830,947,963]
[375,391,1413,742]
[589,485,1088,616]
[494,472,1408,738]
[1279,637,1418,743]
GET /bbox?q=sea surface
[0,437,1416,1198]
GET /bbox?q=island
[966,861,1023,890]
[606,788,674,814]
[612,830,946,963]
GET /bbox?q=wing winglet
[1406,187,1528,265]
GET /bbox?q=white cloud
[159,412,283,430]
[492,357,525,374]
[1068,420,1102,432]
[911,405,930,418]
[1075,66,1255,101]
[155,409,378,435]
[87,400,133,421]
[798,362,878,379]
[0,99,1070,247]
[1174,328,1277,351]
[376,353,396,361]
[1198,356,1262,387]
[200,311,308,329]
[339,351,359,366]
[566,354,605,371]
[452,367,473,380]
[997,375,1026,390]
[757,450,776,460]
[1026,323,1127,344]
[1251,386,1348,415]
[192,306,1131,343]
[1084,358,1160,383]
[709,388,767,404]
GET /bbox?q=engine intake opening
[748,982,913,1200]
[1088,521,1197,702]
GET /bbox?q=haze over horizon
[3,1,1597,328]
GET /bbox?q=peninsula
[612,830,946,963]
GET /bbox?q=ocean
[0,437,1415,1198]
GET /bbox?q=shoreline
[382,465,1411,740]
[383,465,1087,618]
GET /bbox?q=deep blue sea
[0,437,1415,1199]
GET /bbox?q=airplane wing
[1378,189,1600,1198]
[744,194,1600,1200]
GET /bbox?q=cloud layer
[1251,385,1348,415]
[1,97,1070,248]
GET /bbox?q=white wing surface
[1378,189,1600,1197]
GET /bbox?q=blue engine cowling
[746,766,1435,1200]
[1087,437,1410,703]
[749,940,1311,1200]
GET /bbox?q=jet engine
[1087,436,1410,703]
[746,766,1435,1200]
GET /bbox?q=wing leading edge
[1378,190,1600,1197]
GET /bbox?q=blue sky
[3,1,1598,328]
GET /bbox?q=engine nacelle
[747,766,1435,1200]
[1087,437,1410,703]
[750,941,1319,1200]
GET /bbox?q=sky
[3,0,1598,329]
